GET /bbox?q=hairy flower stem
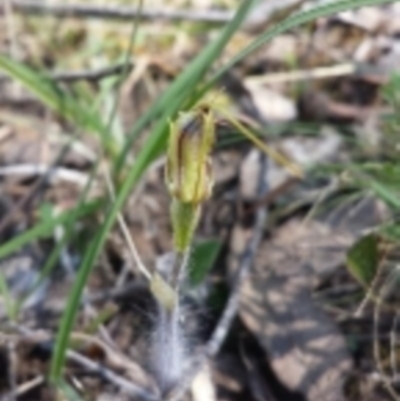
[153,300,184,395]
[151,247,191,395]
[154,103,215,397]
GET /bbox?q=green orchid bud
[165,106,215,253]
[165,106,215,205]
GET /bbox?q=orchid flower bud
[165,106,215,205]
[165,106,215,253]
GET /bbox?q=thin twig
[167,153,269,401]
[14,375,44,397]
[244,62,390,85]
[66,350,159,401]
[1,375,45,400]
[84,281,145,303]
[0,62,134,84]
[5,0,310,31]
[9,325,160,401]
[102,163,152,280]
[0,164,92,187]
[390,312,400,379]
[6,341,17,401]
[210,154,268,352]
[246,63,356,85]
[4,0,233,24]
[46,62,133,82]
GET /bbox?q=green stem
[171,200,199,253]
[170,248,191,292]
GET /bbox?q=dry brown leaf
[231,219,355,401]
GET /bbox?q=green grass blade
[20,161,102,306]
[366,178,400,209]
[0,200,101,259]
[0,56,117,157]
[349,163,400,209]
[50,0,258,381]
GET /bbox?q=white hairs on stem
[151,252,189,395]
[152,304,186,394]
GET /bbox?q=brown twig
[3,0,310,32]
[51,62,134,82]
[8,325,160,401]
[1,376,45,401]
[6,341,17,401]
[3,0,233,24]
[0,62,134,83]
[66,350,159,401]
[0,62,133,84]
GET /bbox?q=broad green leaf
[346,234,379,286]
[189,239,222,286]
